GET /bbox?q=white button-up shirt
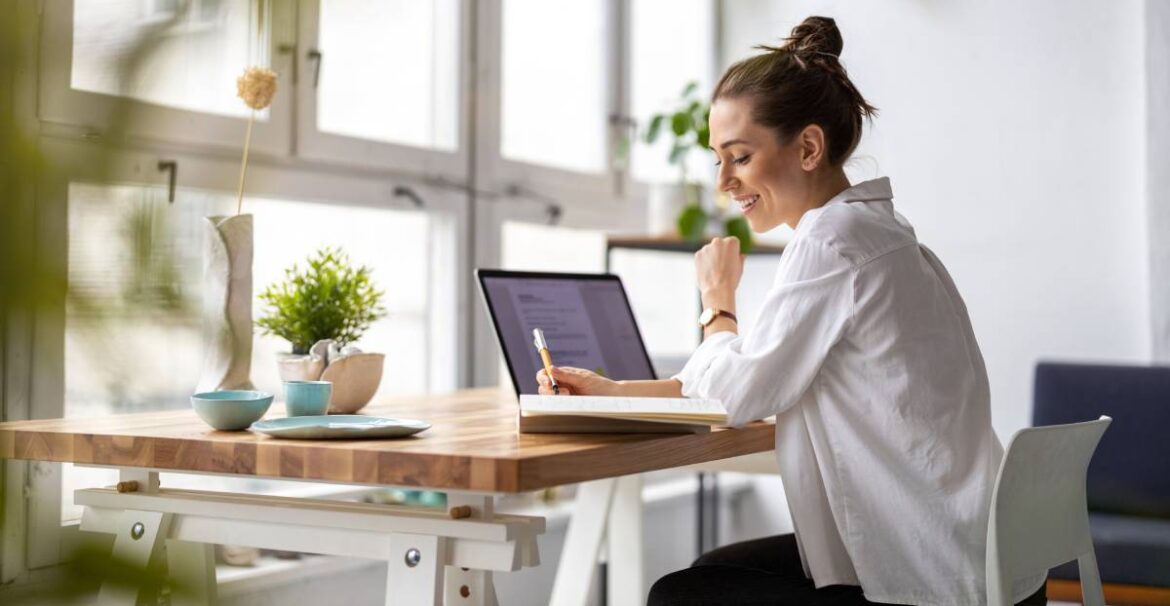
[675,178,1044,605]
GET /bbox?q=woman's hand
[695,236,745,310]
[536,366,620,396]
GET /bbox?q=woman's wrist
[700,288,737,313]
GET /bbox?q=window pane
[71,0,271,118]
[501,0,608,173]
[631,0,715,183]
[317,0,460,151]
[63,183,438,520]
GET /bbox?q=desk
[0,387,773,605]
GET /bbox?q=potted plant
[642,81,753,253]
[257,247,387,413]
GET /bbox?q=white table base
[80,469,543,606]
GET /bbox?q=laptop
[476,269,658,397]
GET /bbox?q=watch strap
[701,308,738,327]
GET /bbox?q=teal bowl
[191,390,274,431]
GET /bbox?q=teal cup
[284,380,332,416]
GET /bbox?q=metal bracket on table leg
[387,533,448,606]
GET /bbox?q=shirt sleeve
[672,239,855,427]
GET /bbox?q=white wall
[1149,0,1170,361]
[722,0,1152,440]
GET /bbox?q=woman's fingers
[535,367,590,395]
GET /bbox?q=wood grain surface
[0,388,774,493]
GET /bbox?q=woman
[537,16,1048,606]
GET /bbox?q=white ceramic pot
[647,182,703,235]
[276,353,326,382]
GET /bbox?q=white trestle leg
[549,478,618,606]
[606,474,645,606]
[95,509,172,606]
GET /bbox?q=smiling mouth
[735,195,760,214]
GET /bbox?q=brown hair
[713,16,877,167]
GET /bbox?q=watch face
[699,308,715,326]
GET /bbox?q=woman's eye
[733,155,751,165]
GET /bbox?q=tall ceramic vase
[197,214,255,392]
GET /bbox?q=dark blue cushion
[1049,512,1170,587]
[1033,362,1170,517]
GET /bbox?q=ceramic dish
[191,390,274,431]
[249,415,430,439]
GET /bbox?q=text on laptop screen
[480,275,656,395]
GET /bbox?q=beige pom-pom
[236,67,277,110]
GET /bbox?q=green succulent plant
[256,247,386,354]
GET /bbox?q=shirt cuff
[671,331,737,398]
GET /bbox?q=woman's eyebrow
[710,138,751,151]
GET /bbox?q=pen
[532,328,560,395]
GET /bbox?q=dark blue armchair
[1032,362,1170,603]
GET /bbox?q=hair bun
[786,15,843,58]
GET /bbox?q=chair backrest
[1033,362,1170,517]
[986,416,1111,606]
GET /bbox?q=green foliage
[677,204,709,242]
[643,81,711,182]
[724,216,754,254]
[256,247,386,354]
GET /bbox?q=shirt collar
[791,177,894,234]
[825,177,893,206]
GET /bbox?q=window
[316,0,460,151]
[71,0,270,118]
[500,0,610,174]
[629,0,716,184]
[41,0,293,153]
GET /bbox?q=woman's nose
[717,163,738,192]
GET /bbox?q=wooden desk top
[0,388,774,493]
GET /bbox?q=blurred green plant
[1,0,205,596]
[257,247,387,354]
[644,81,711,185]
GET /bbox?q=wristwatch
[698,307,738,328]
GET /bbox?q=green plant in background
[642,81,753,253]
[257,247,386,354]
[644,81,710,187]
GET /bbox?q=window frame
[38,0,296,156]
[292,0,473,182]
[473,0,630,208]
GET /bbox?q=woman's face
[708,97,816,232]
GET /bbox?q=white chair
[986,415,1112,606]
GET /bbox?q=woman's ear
[797,124,827,171]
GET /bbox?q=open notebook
[518,395,728,434]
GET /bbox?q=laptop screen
[477,270,658,395]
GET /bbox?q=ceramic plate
[250,415,431,439]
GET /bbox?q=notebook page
[519,395,726,415]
